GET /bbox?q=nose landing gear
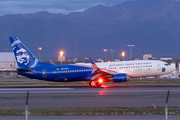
[158,76,162,83]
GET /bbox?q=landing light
[98,79,103,83]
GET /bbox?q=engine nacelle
[112,73,129,82]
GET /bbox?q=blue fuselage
[18,65,93,82]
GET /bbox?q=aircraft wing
[100,69,117,74]
[89,57,117,81]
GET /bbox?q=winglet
[49,60,55,65]
[89,57,98,74]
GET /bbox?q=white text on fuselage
[61,68,69,70]
[109,62,151,67]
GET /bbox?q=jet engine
[112,73,129,82]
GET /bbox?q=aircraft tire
[96,82,102,87]
[89,81,96,87]
[158,79,162,83]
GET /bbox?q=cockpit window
[164,63,169,66]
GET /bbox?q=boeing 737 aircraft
[9,36,129,87]
[9,36,175,87]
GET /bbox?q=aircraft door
[157,63,161,71]
[42,69,47,78]
[146,68,152,77]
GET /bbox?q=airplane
[9,36,129,87]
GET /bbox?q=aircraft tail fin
[9,36,52,69]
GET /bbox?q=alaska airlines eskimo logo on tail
[10,36,52,69]
[16,48,30,65]
[10,36,39,68]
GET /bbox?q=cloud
[0,0,126,16]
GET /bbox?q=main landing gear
[158,76,162,83]
[89,81,102,87]
[96,81,102,87]
[89,81,96,87]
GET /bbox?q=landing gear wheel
[89,81,96,87]
[158,76,161,83]
[158,79,162,83]
[96,82,102,87]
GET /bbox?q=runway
[0,84,180,93]
[0,84,180,109]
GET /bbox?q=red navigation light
[108,60,111,62]
[98,79,103,83]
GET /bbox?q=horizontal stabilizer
[17,68,32,73]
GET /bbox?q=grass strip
[0,106,179,116]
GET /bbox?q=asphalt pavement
[0,78,180,119]
[0,116,179,120]
[0,84,180,108]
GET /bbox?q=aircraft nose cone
[170,66,176,72]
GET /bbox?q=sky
[0,0,126,16]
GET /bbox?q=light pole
[38,47,42,61]
[110,49,115,61]
[103,49,108,62]
[4,49,9,68]
[121,51,125,61]
[127,45,134,60]
[75,45,78,61]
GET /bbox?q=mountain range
[0,0,180,60]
